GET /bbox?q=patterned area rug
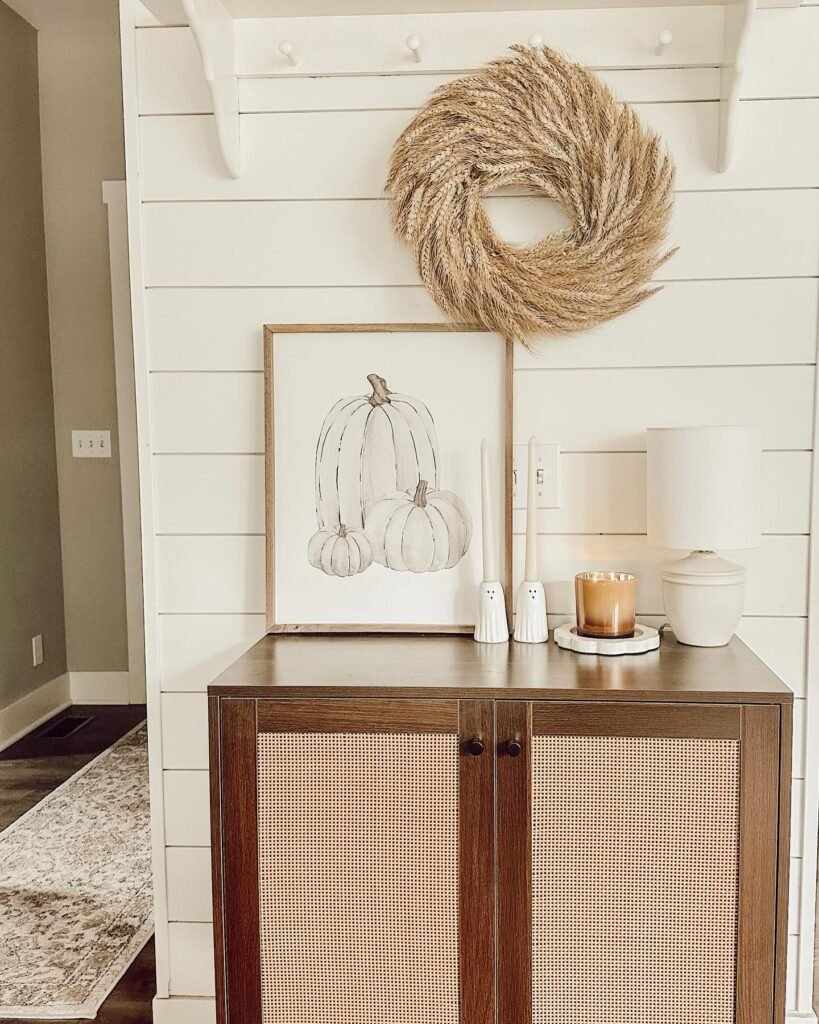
[0,723,153,1019]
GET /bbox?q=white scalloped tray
[553,623,660,656]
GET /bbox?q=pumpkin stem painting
[366,373,391,407]
[308,374,472,576]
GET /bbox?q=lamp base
[662,550,746,647]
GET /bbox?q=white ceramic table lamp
[647,425,761,647]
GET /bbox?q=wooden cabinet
[496,701,783,1024]
[209,636,792,1024]
[212,697,492,1024]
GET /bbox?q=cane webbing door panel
[211,697,495,1024]
[496,701,782,1024]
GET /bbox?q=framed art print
[264,324,512,633]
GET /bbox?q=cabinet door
[210,696,494,1024]
[496,701,782,1024]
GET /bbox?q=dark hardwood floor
[0,704,147,829]
[1,704,155,1023]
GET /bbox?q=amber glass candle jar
[575,571,637,639]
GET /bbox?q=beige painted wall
[11,0,130,672]
[0,1,67,704]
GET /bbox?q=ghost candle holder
[474,439,509,643]
[514,436,549,643]
[475,581,509,643]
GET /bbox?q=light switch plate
[32,634,43,667]
[72,430,111,458]
[512,443,560,509]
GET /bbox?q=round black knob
[466,737,485,756]
[507,738,522,757]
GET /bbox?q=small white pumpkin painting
[307,524,373,578]
[315,373,439,531]
[365,480,472,573]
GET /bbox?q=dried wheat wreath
[386,45,676,345]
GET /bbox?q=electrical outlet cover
[512,443,560,509]
[72,430,111,459]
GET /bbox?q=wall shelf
[719,0,757,172]
[181,0,241,178]
[154,0,780,179]
[142,0,796,17]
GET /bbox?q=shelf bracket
[718,0,756,172]
[181,0,241,178]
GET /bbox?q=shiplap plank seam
[139,95,752,111]
[139,190,819,202]
[134,94,819,108]
[149,364,818,371]
[142,277,819,285]
[150,448,816,451]
[153,532,811,536]
[155,612,809,617]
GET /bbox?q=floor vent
[39,715,94,740]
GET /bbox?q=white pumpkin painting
[307,524,373,578]
[365,480,471,573]
[314,373,439,531]
[308,373,472,577]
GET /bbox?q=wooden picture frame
[263,324,513,634]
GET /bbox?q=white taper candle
[480,438,497,582]
[525,436,538,581]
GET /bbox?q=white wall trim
[787,1014,819,1024]
[0,673,71,752]
[152,996,216,1024]
[121,0,172,999]
[69,671,132,705]
[0,671,138,754]
[103,179,147,706]
[795,262,819,1014]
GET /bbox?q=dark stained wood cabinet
[208,634,792,1024]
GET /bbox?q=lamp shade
[647,425,761,551]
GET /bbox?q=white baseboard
[152,996,216,1024]
[69,671,132,705]
[0,671,136,752]
[787,1013,819,1023]
[0,673,71,752]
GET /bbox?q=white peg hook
[278,40,299,67]
[406,34,422,63]
[528,33,544,50]
[655,29,673,56]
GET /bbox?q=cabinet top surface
[208,633,792,703]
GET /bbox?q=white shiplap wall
[122,5,819,1020]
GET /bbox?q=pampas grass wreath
[386,45,677,346]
